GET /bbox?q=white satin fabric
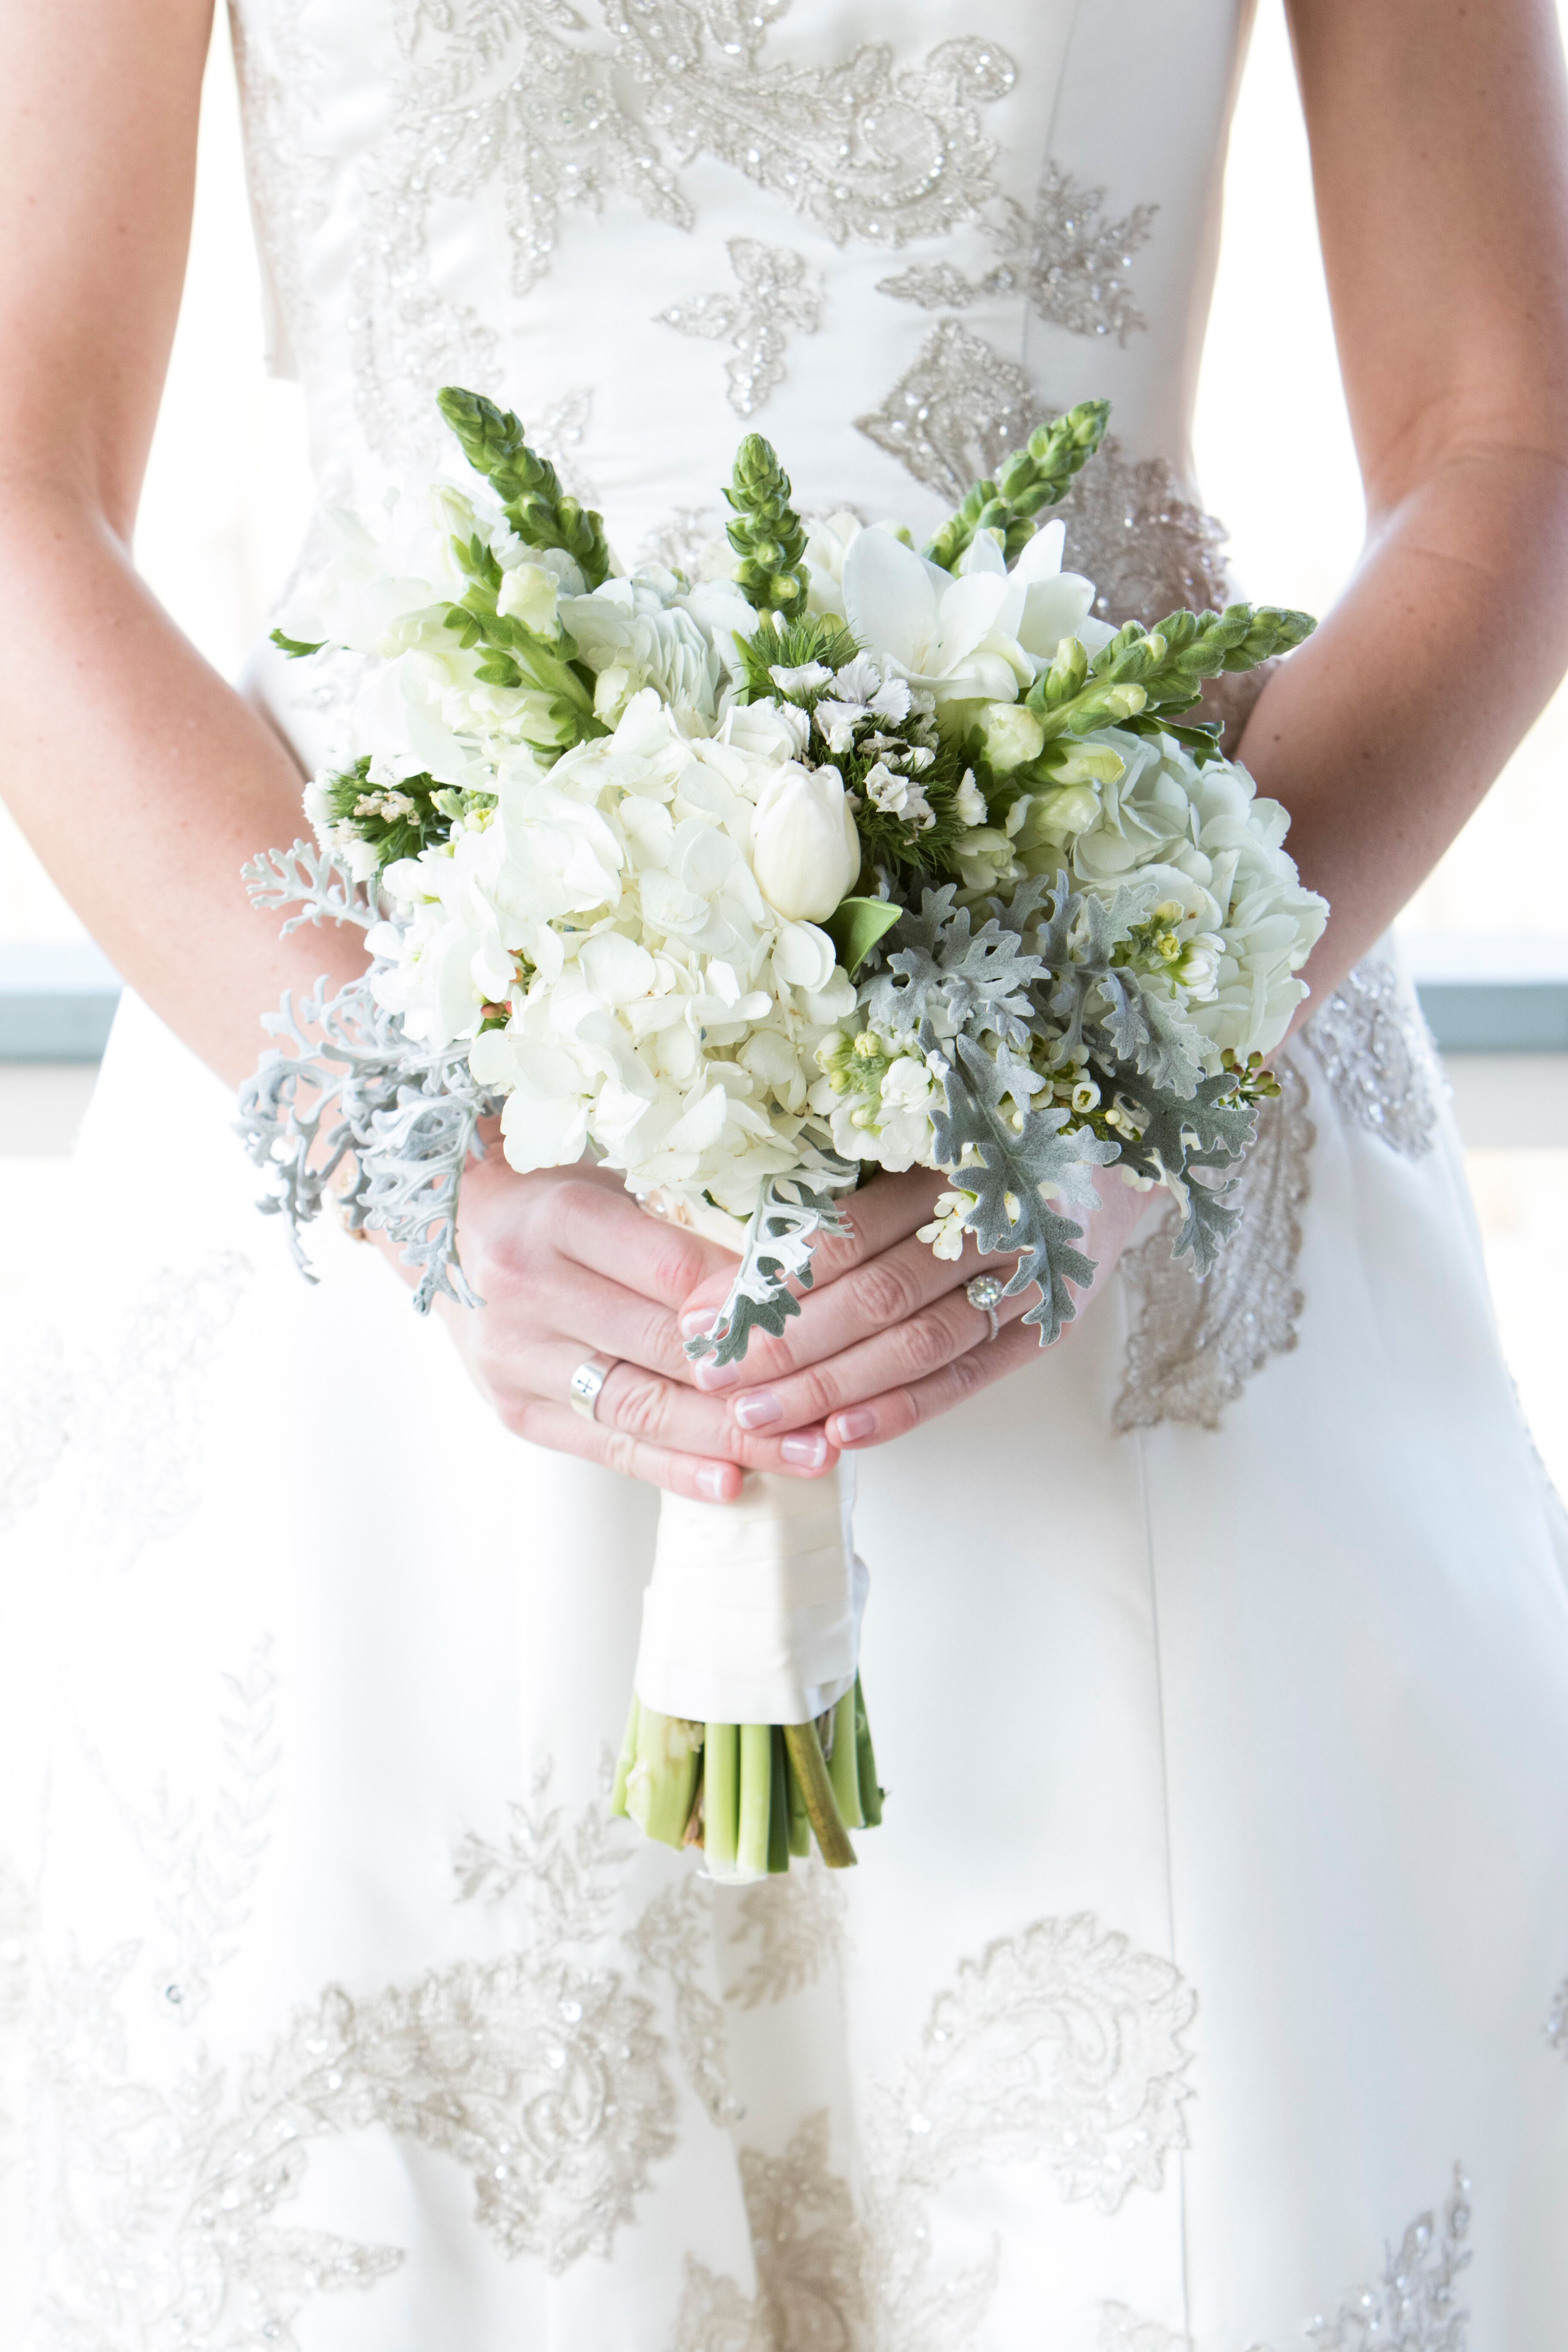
[637,1466,866,1723]
[5,4,1568,2349]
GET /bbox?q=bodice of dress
[229,0,1253,606]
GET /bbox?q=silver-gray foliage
[684,1169,856,1369]
[236,845,495,1315]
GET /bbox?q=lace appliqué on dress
[1115,1057,1314,1436]
[0,1253,251,1565]
[726,1856,848,2009]
[1116,958,1442,1432]
[878,165,1157,344]
[857,326,1230,624]
[23,1757,692,2343]
[1301,2165,1472,2351]
[346,5,1017,456]
[1098,2308,1192,2352]
[1302,956,1439,1160]
[659,239,823,415]
[228,0,329,378]
[677,1911,1197,2352]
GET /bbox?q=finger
[692,1224,1016,1390]
[551,1176,739,1308]
[675,1167,952,1332]
[717,1267,1036,1436]
[515,1397,751,1502]
[537,1343,840,1478]
[536,1263,704,1384]
[822,1305,1064,1452]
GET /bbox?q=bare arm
[0,0,365,1083]
[1250,0,1568,1004]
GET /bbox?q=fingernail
[832,1407,877,1445]
[781,1431,827,1470]
[694,1358,741,1391]
[680,1308,712,1340]
[696,1464,734,1501]
[732,1389,781,1430]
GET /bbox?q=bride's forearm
[0,478,368,1083]
[1236,440,1568,1017]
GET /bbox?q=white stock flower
[749,762,862,923]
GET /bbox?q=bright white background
[1,1,1566,1483]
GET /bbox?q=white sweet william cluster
[367,689,858,1214]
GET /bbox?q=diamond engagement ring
[965,1274,1003,1342]
[568,1353,619,1421]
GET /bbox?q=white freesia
[749,761,863,923]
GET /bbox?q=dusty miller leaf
[928,1032,1118,1344]
[683,1170,855,1369]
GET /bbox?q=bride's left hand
[680,1167,1158,1453]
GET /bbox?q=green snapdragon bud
[725,434,809,622]
[925,399,1112,572]
[436,385,611,588]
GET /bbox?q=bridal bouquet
[241,386,1326,1880]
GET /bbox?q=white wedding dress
[6,3,1568,2345]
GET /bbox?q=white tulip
[749,762,862,923]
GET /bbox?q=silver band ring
[965,1274,1003,1342]
[568,1352,619,1421]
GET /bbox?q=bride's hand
[683,1167,1158,1452]
[425,1146,839,1501]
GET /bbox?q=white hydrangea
[372,690,856,1215]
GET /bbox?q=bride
[4,0,1568,2343]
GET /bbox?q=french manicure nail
[680,1308,712,1339]
[693,1358,740,1390]
[781,1431,828,1470]
[696,1464,733,1501]
[833,1407,877,1444]
[732,1389,781,1430]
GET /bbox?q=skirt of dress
[2,952,1567,2352]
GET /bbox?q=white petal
[1009,518,1068,584]
[842,527,940,671]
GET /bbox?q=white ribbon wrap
[635,1462,868,1724]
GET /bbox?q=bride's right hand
[428,1147,838,1503]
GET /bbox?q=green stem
[704,1723,739,1874]
[782,1721,858,1870]
[627,1706,702,1850]
[768,1728,791,1874]
[609,1694,640,1818]
[827,1691,864,1829]
[854,1675,884,1827]
[784,1740,811,1858]
[737,1724,774,1877]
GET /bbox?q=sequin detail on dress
[1303,957,1439,1160]
[878,165,1157,343]
[659,239,824,415]
[1115,1057,1314,1434]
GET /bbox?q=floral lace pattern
[1303,957,1439,1160]
[677,1911,1197,2352]
[877,165,1157,343]
[1115,954,1444,1433]
[0,1253,251,1565]
[726,1856,848,2009]
[320,3,1018,455]
[1301,2165,1472,2351]
[659,239,823,414]
[1115,1056,1314,1434]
